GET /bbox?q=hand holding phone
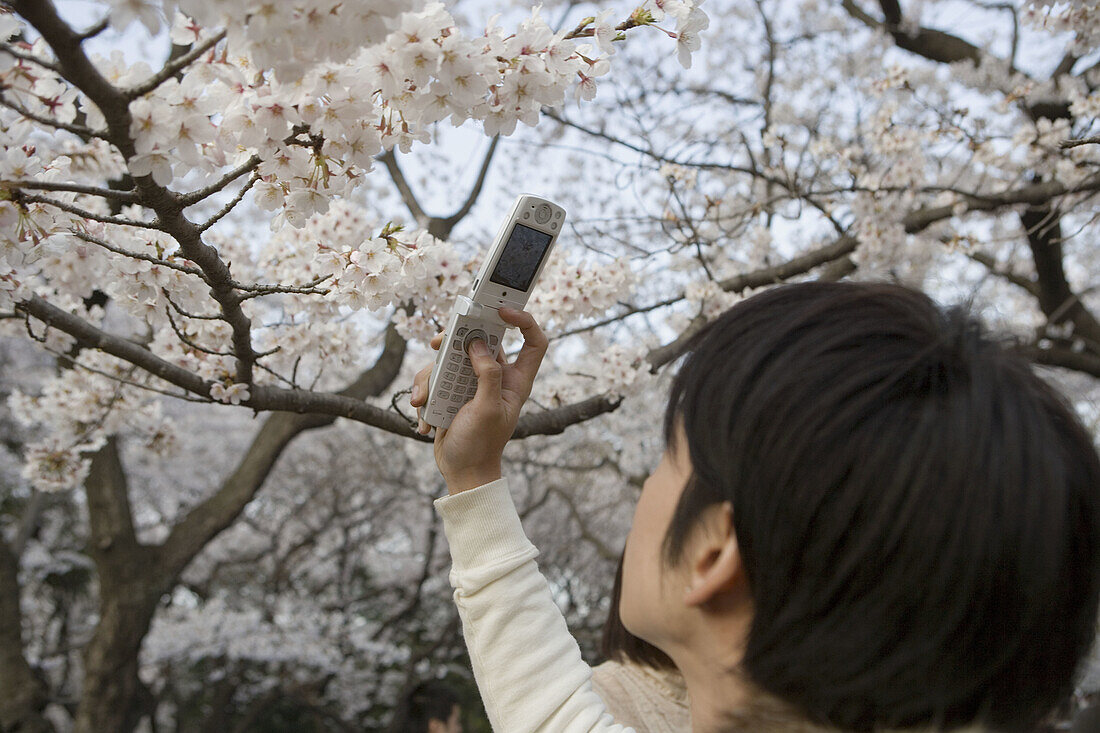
[420,195,565,430]
[410,307,549,494]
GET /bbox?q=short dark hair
[405,680,460,732]
[662,281,1100,731]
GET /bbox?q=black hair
[405,679,460,732]
[662,281,1100,731]
[601,552,678,670]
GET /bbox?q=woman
[409,282,1100,732]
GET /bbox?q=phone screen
[488,223,554,291]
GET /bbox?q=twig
[163,305,235,357]
[233,275,333,299]
[76,17,110,42]
[0,43,60,72]
[126,30,228,99]
[3,179,139,204]
[0,93,102,138]
[179,155,261,206]
[162,289,222,320]
[254,360,298,389]
[1061,136,1100,150]
[199,171,259,232]
[36,340,209,402]
[19,192,163,229]
[72,230,206,278]
[440,135,499,235]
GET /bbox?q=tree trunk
[0,538,54,733]
[72,589,159,733]
[70,438,157,733]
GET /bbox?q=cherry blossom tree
[3,0,1100,730]
[0,0,706,730]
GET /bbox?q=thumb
[468,340,502,402]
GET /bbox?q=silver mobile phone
[421,194,566,429]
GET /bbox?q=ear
[682,502,744,607]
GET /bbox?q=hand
[409,308,549,494]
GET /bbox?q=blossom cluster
[1024,1,1100,54]
[0,0,710,492]
[97,1,704,233]
[529,253,637,333]
[9,349,177,491]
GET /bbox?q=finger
[498,308,548,384]
[430,331,444,351]
[410,365,432,407]
[467,339,503,404]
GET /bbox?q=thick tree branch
[901,176,1100,233]
[513,395,622,438]
[435,135,500,239]
[84,437,139,568]
[154,322,409,582]
[379,150,428,227]
[16,295,636,445]
[844,0,983,65]
[1021,197,1100,348]
[966,250,1039,297]
[843,0,1073,120]
[0,537,52,733]
[1019,343,1100,378]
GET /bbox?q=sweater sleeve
[435,479,633,733]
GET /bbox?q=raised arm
[410,310,632,732]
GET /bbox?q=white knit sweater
[435,478,632,732]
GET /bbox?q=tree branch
[379,150,428,227]
[1061,135,1100,150]
[5,179,139,204]
[0,92,101,137]
[199,171,260,232]
[125,30,227,99]
[1015,342,1100,379]
[901,176,1100,233]
[0,42,60,72]
[179,155,261,207]
[16,192,161,229]
[154,322,410,582]
[1021,193,1100,348]
[0,537,52,733]
[843,0,984,65]
[435,136,500,238]
[71,230,206,278]
[513,394,622,438]
[13,0,261,387]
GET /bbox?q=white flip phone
[421,194,566,430]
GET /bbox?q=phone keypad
[427,324,503,428]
